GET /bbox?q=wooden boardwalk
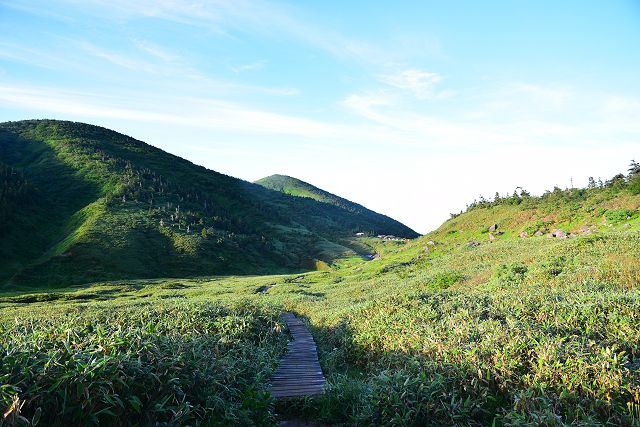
[269,313,326,398]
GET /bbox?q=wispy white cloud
[342,91,396,122]
[77,41,160,73]
[232,60,266,73]
[0,84,336,138]
[27,39,300,97]
[0,41,81,71]
[133,39,179,62]
[342,79,640,150]
[379,69,442,98]
[25,0,391,65]
[510,83,572,107]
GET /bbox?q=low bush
[605,209,638,223]
[0,301,287,426]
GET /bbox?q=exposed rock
[623,223,631,229]
[467,241,480,247]
[578,225,594,235]
[551,229,567,238]
[534,230,544,237]
[519,231,528,238]
[256,285,273,294]
[427,240,435,245]
[488,233,495,241]
[377,234,404,241]
[489,223,498,232]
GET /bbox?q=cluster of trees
[465,187,532,212]
[81,144,262,243]
[593,160,640,194]
[464,160,640,214]
[0,163,32,229]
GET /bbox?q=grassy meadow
[2,211,640,425]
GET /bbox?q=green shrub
[495,263,528,284]
[428,271,463,289]
[541,255,567,277]
[0,301,286,426]
[604,209,638,223]
[524,220,551,236]
[630,175,640,195]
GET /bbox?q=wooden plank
[272,390,324,398]
[272,390,325,396]
[268,312,327,399]
[271,385,326,390]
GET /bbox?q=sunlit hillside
[2,160,639,425]
[0,120,416,289]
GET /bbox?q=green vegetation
[254,175,412,240]
[438,180,640,245]
[0,120,416,289]
[1,298,286,426]
[3,223,640,424]
[1,120,639,425]
[255,174,347,204]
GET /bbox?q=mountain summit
[255,174,418,238]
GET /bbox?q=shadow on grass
[273,311,637,427]
[273,316,507,426]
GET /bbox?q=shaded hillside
[0,120,416,288]
[255,174,418,238]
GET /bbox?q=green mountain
[2,157,640,425]
[255,174,417,238]
[0,119,417,288]
[255,174,355,205]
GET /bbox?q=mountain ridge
[255,174,418,237]
[0,119,417,288]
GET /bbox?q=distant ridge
[0,120,418,288]
[256,174,418,238]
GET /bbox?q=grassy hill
[0,120,416,289]
[433,177,640,242]
[255,174,418,238]
[255,174,346,203]
[1,136,639,425]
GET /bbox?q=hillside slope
[3,194,639,425]
[2,164,640,425]
[429,181,640,244]
[0,120,416,288]
[255,174,417,238]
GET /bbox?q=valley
[1,123,639,425]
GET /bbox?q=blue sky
[1,1,639,233]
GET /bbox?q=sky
[0,1,639,233]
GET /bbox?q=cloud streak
[379,69,442,98]
[0,84,337,138]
